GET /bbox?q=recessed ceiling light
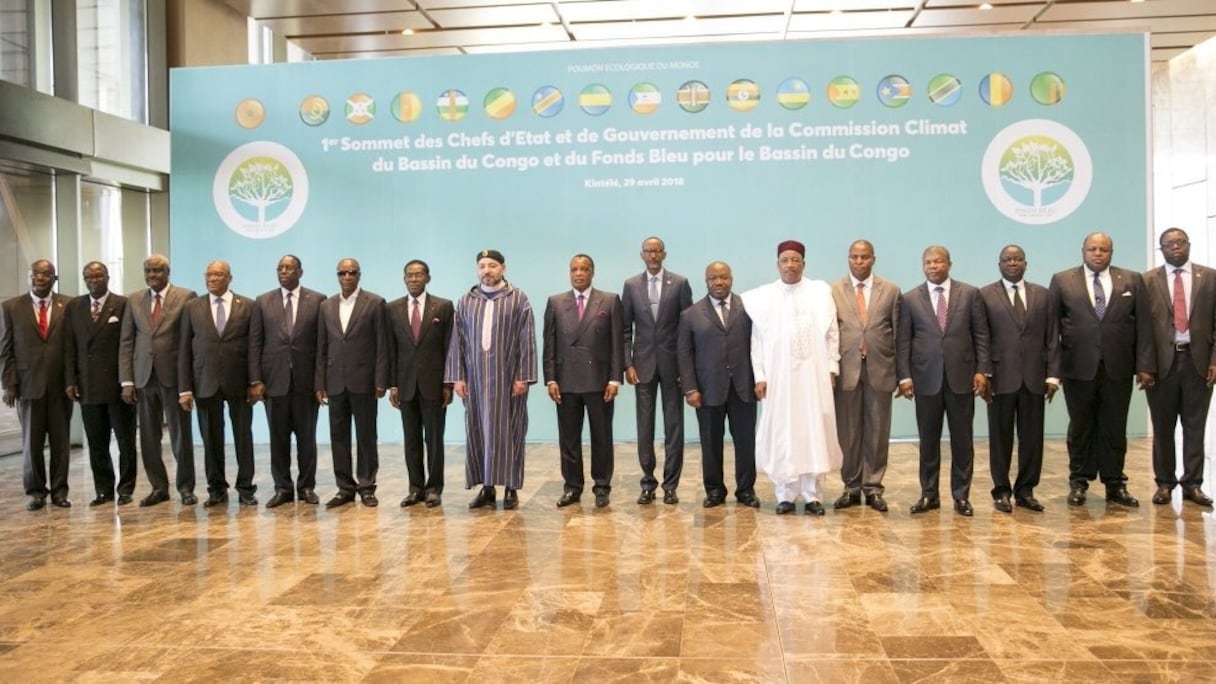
[979,3,993,9]
[684,14,696,22]
[401,28,414,35]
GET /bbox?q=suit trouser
[81,401,138,498]
[399,393,446,494]
[137,375,195,495]
[558,390,614,495]
[696,387,757,500]
[329,391,379,494]
[1146,350,1212,489]
[265,390,319,494]
[834,359,892,496]
[196,393,256,496]
[635,370,684,491]
[986,385,1045,499]
[19,395,73,499]
[1062,363,1132,488]
[914,381,975,501]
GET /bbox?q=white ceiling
[226,0,1216,62]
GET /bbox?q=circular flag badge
[579,84,612,116]
[235,98,265,129]
[776,78,810,110]
[827,77,860,109]
[876,75,911,108]
[436,89,468,122]
[345,93,375,125]
[484,87,516,120]
[677,80,711,113]
[532,86,564,118]
[979,73,1013,107]
[927,74,962,107]
[391,92,423,123]
[629,82,661,115]
[726,79,760,112]
[299,96,329,126]
[1030,72,1066,105]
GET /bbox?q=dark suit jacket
[119,284,196,389]
[980,281,1060,395]
[622,270,693,383]
[543,288,625,394]
[64,293,128,404]
[832,275,900,393]
[316,289,389,395]
[1143,263,1216,378]
[388,293,454,402]
[897,280,992,395]
[1049,266,1154,380]
[1,293,70,400]
[249,286,324,397]
[178,292,254,398]
[676,294,755,406]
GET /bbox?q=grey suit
[120,284,197,496]
[622,270,692,492]
[544,288,624,495]
[832,275,900,497]
[1143,263,1216,489]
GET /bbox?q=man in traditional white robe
[742,240,843,515]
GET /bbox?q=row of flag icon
[234,72,1067,129]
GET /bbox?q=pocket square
[431,317,441,324]
[1120,291,1132,297]
[107,315,120,323]
[596,310,609,318]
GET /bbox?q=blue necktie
[215,297,227,335]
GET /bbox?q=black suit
[388,293,454,496]
[543,288,624,496]
[64,293,137,499]
[1143,263,1216,489]
[179,292,256,497]
[897,280,991,502]
[316,289,388,495]
[980,280,1060,500]
[677,295,756,500]
[1,293,73,500]
[250,286,324,496]
[1049,266,1154,489]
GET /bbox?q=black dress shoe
[265,492,294,509]
[866,494,889,512]
[297,488,319,505]
[775,501,796,515]
[1151,486,1172,505]
[954,499,974,517]
[400,492,424,507]
[1067,484,1087,506]
[360,492,379,507]
[181,493,199,506]
[662,489,678,505]
[26,497,46,511]
[556,491,580,508]
[805,501,826,516]
[833,492,861,510]
[909,497,941,514]
[503,489,519,510]
[425,492,442,508]
[326,491,355,509]
[993,494,1012,513]
[50,498,71,508]
[1182,486,1214,507]
[238,493,258,507]
[468,487,496,509]
[140,490,170,507]
[703,496,726,508]
[1105,487,1139,508]
[637,489,655,505]
[203,493,229,508]
[1015,496,1045,512]
[89,495,114,507]
[117,494,133,506]
[595,492,610,508]
[736,493,761,508]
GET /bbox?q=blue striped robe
[444,283,537,488]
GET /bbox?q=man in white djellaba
[742,239,844,515]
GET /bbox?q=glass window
[77,0,147,123]
[0,0,50,91]
[79,181,126,287]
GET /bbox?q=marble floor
[0,437,1214,682]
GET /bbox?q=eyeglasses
[337,270,359,276]
[1160,239,1189,249]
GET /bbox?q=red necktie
[410,298,421,341]
[1173,268,1189,333]
[151,292,162,326]
[37,300,48,339]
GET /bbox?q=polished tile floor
[0,437,1214,682]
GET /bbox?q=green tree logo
[998,136,1074,208]
[213,142,309,239]
[229,156,294,225]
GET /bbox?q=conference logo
[981,119,1092,225]
[212,141,309,239]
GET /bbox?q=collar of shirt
[646,269,665,282]
[410,292,427,309]
[212,291,233,305]
[1165,261,1192,276]
[926,279,951,297]
[710,295,730,307]
[571,288,590,299]
[281,286,299,299]
[28,292,49,307]
[340,287,361,304]
[1001,278,1024,291]
[90,293,109,308]
[1084,266,1108,279]
[850,275,873,289]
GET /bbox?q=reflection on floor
[0,437,1213,682]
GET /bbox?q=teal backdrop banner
[170,31,1150,444]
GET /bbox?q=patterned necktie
[1173,268,1189,333]
[91,300,101,323]
[648,275,659,319]
[1012,284,1026,326]
[577,293,586,320]
[411,298,422,341]
[37,300,48,339]
[284,291,295,335]
[934,286,947,331]
[215,297,226,335]
[1092,274,1106,320]
[718,299,729,325]
[151,292,162,326]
